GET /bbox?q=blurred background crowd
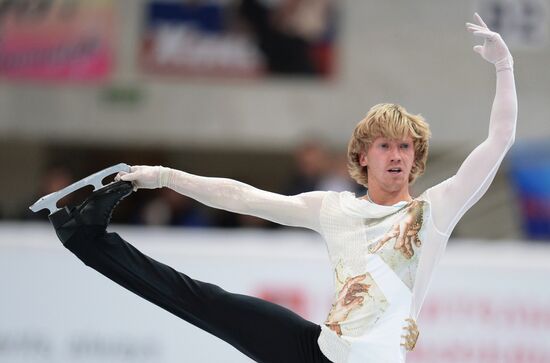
[20,139,363,229]
[0,0,548,240]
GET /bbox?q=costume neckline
[338,191,412,219]
[356,191,411,207]
[360,198,410,207]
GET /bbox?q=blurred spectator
[215,211,277,229]
[136,189,212,227]
[318,152,363,194]
[22,165,75,221]
[237,214,275,228]
[285,140,330,195]
[285,141,363,197]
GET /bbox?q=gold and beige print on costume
[369,200,425,257]
[325,200,427,336]
[325,261,389,336]
[369,200,426,289]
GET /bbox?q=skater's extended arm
[117,166,326,232]
[427,13,517,235]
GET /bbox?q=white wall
[1,224,550,363]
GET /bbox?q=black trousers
[62,226,332,363]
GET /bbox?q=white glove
[466,13,513,71]
[115,165,170,190]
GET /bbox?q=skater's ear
[359,152,368,167]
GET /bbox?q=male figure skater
[41,14,516,363]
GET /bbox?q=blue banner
[509,140,550,240]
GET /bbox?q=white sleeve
[427,66,517,236]
[163,168,326,233]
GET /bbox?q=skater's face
[359,136,415,192]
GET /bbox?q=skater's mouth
[387,167,403,174]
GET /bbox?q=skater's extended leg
[49,182,331,363]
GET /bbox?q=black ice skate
[29,164,134,244]
[29,163,131,216]
[48,180,134,244]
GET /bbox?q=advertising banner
[0,0,115,81]
[140,0,336,78]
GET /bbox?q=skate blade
[29,163,131,215]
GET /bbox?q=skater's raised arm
[117,166,326,232]
[427,13,517,236]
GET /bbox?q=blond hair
[347,103,431,187]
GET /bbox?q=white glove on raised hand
[115,165,170,190]
[466,13,513,71]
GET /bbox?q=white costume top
[163,64,516,362]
